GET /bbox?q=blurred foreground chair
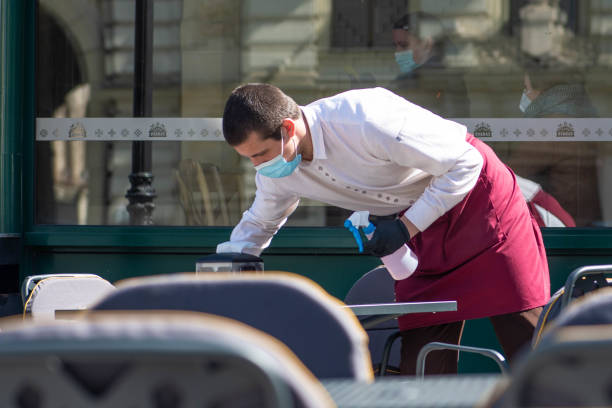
[531,264,611,346]
[21,274,115,320]
[488,287,612,407]
[539,286,612,341]
[417,264,612,376]
[91,272,373,381]
[0,311,334,408]
[344,266,402,376]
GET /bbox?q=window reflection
[389,11,470,117]
[35,0,612,227]
[36,4,88,224]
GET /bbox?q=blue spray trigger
[364,222,376,235]
[343,219,364,253]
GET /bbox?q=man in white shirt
[220,84,550,375]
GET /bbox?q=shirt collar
[300,105,327,160]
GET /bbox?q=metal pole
[126,0,156,225]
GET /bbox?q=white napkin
[216,240,260,255]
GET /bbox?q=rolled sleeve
[403,146,483,231]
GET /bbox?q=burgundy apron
[395,133,550,331]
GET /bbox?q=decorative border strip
[36,118,224,141]
[36,118,612,142]
[456,118,612,142]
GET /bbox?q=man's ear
[281,118,296,138]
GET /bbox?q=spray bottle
[344,211,418,280]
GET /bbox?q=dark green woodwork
[20,225,612,251]
[0,0,28,293]
[0,0,25,234]
[22,249,380,299]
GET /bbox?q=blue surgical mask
[519,90,532,112]
[395,50,420,74]
[255,136,301,178]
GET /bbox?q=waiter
[219,84,550,375]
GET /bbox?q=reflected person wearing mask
[392,14,437,76]
[390,12,470,117]
[503,59,601,227]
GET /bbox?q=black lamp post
[126,0,156,225]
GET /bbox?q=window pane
[35,0,612,227]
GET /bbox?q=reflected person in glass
[390,12,470,117]
[504,57,601,227]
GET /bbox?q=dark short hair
[392,12,443,37]
[392,12,448,56]
[222,83,301,146]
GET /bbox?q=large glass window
[35,0,612,228]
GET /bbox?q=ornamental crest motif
[556,122,574,138]
[149,122,167,138]
[68,122,86,138]
[473,122,492,138]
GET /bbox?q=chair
[489,289,612,407]
[0,311,334,408]
[91,272,374,381]
[539,286,612,340]
[417,264,612,377]
[344,266,402,376]
[531,264,611,347]
[21,274,115,320]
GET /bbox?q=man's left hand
[363,218,411,257]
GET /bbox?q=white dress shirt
[226,87,483,256]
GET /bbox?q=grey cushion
[92,273,372,381]
[0,311,335,408]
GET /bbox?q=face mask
[395,50,420,74]
[255,135,301,178]
[519,90,532,113]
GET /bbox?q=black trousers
[399,306,543,375]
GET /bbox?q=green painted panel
[261,254,382,299]
[23,248,381,300]
[0,0,25,233]
[21,228,612,250]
